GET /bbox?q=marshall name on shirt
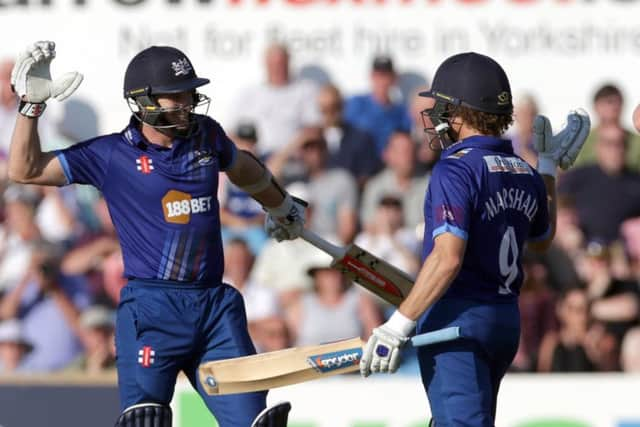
[484,187,538,222]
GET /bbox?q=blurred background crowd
[0,42,639,378]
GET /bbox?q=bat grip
[410,326,461,347]
[300,229,346,259]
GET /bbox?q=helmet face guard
[127,91,211,139]
[421,97,461,151]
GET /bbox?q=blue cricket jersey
[56,115,237,284]
[422,135,549,302]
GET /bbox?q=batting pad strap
[387,311,417,337]
[536,156,557,178]
[238,168,273,195]
[18,100,46,118]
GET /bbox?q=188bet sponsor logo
[162,190,213,224]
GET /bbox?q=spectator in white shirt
[223,238,287,353]
[354,195,420,277]
[228,43,320,157]
[0,185,41,293]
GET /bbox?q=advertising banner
[0,374,637,426]
[0,0,639,136]
[173,374,640,427]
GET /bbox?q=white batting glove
[11,41,83,106]
[532,109,591,177]
[264,195,306,242]
[360,311,415,378]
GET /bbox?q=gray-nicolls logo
[171,58,192,76]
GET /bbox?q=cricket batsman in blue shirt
[357,53,590,426]
[8,41,299,427]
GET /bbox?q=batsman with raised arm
[8,41,300,427]
[356,53,590,426]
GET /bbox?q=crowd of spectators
[0,43,638,377]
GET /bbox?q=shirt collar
[442,135,514,157]
[123,116,145,147]
[122,115,201,150]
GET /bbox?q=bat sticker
[307,348,362,373]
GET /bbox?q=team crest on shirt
[138,346,156,367]
[136,155,154,174]
[194,150,214,166]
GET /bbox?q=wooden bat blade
[331,244,414,306]
[199,337,364,395]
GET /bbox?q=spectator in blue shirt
[343,55,412,155]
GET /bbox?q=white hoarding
[0,0,639,138]
[174,374,640,426]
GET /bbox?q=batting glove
[11,41,83,116]
[532,109,591,178]
[264,195,306,242]
[360,311,415,378]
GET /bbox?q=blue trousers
[115,280,266,426]
[416,298,520,427]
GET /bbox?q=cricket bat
[199,327,460,395]
[300,229,413,306]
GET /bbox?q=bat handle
[300,229,346,259]
[410,326,461,347]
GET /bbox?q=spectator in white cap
[287,250,382,346]
[0,318,33,373]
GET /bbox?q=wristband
[536,156,557,178]
[18,100,46,118]
[386,310,416,337]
